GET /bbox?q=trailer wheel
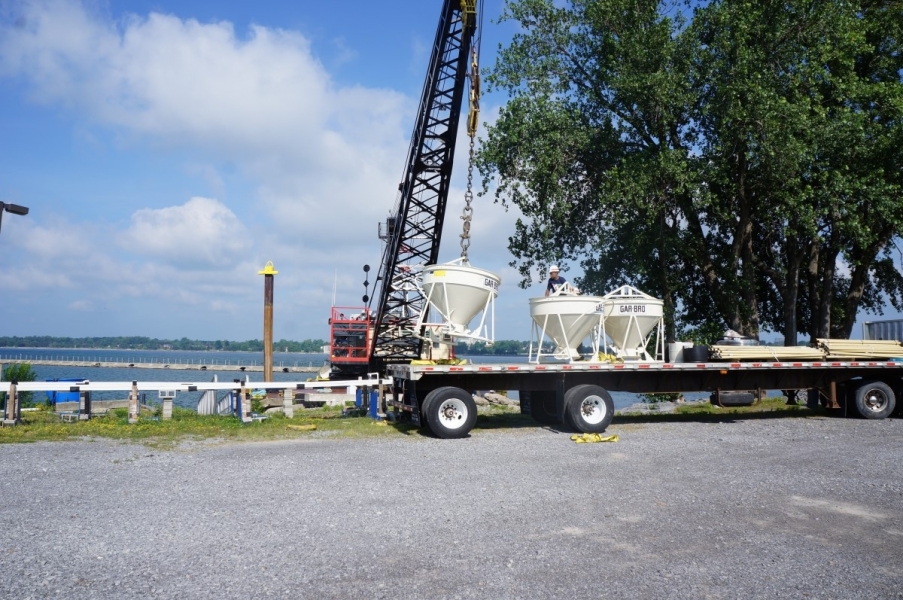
[853,381,895,420]
[528,390,561,425]
[422,387,477,439]
[564,385,614,433]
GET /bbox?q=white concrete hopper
[600,285,664,359]
[529,295,605,360]
[422,263,500,336]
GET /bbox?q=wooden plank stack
[710,345,826,361]
[817,339,903,360]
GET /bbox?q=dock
[0,358,320,373]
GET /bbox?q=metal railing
[0,354,323,368]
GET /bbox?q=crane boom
[367,0,481,372]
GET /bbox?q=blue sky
[0,0,898,344]
[0,0,540,342]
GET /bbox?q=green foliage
[677,321,725,347]
[1,363,37,406]
[479,0,903,342]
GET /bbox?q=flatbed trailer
[387,360,903,438]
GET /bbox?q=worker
[545,266,567,297]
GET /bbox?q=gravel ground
[1,414,902,599]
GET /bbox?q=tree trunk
[806,239,820,342]
[817,246,840,339]
[783,238,802,346]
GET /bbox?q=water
[0,348,329,409]
[0,349,660,410]
[0,348,327,369]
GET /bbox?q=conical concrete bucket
[602,296,663,353]
[529,296,605,354]
[422,264,500,332]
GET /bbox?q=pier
[0,356,321,373]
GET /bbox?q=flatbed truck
[387,359,903,438]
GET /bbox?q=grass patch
[0,406,417,447]
[0,398,825,446]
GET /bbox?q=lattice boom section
[371,0,476,365]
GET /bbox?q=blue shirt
[547,275,567,293]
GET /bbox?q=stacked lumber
[710,345,825,361]
[817,339,903,360]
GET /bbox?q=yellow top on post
[258,261,278,275]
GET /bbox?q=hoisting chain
[460,46,480,262]
[460,138,475,261]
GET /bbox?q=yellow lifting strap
[467,48,480,138]
[570,433,620,444]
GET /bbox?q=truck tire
[564,384,614,433]
[852,381,895,420]
[528,390,561,425]
[422,387,477,439]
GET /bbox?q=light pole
[0,202,29,235]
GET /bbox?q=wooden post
[128,381,140,424]
[3,382,19,425]
[79,390,91,421]
[282,388,294,418]
[240,383,252,423]
[258,262,278,383]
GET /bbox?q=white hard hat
[549,265,560,273]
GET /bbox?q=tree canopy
[478,0,903,342]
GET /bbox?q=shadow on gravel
[614,407,834,426]
[476,412,536,431]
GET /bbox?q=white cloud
[0,1,532,339]
[68,299,92,311]
[0,0,410,233]
[121,197,249,268]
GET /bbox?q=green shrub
[1,363,38,407]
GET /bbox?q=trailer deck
[387,360,903,438]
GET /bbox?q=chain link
[460,137,475,261]
[460,45,480,263]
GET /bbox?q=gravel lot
[1,414,902,599]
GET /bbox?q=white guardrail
[8,376,391,394]
[1,375,392,425]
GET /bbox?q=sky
[0,0,544,343]
[0,0,898,345]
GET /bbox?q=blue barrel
[368,390,379,419]
[45,378,82,405]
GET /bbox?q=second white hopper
[529,295,605,361]
[600,285,664,360]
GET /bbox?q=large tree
[478,0,903,342]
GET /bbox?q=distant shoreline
[0,347,325,353]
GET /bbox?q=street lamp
[0,202,29,234]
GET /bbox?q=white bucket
[421,263,500,335]
[667,341,694,363]
[529,295,605,359]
